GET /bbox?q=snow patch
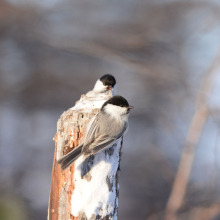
[71,141,121,219]
[71,90,113,112]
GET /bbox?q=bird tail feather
[57,144,83,170]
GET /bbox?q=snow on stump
[48,90,123,220]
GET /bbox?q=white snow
[71,140,121,219]
[71,90,113,112]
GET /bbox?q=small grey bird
[86,74,116,97]
[58,95,133,170]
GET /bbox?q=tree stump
[48,91,123,220]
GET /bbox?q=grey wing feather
[82,116,127,155]
[84,114,99,142]
[89,138,116,155]
[82,115,101,152]
[83,136,116,156]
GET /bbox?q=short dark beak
[128,106,134,109]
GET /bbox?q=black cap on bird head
[101,95,134,113]
[100,74,116,89]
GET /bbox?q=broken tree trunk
[48,91,123,220]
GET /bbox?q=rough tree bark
[48,91,123,220]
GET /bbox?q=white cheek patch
[93,79,107,92]
[104,104,127,119]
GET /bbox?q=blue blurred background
[0,0,220,219]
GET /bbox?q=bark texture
[48,93,122,220]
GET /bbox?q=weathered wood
[48,92,123,220]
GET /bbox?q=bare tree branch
[164,45,220,220]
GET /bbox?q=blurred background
[0,0,220,219]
